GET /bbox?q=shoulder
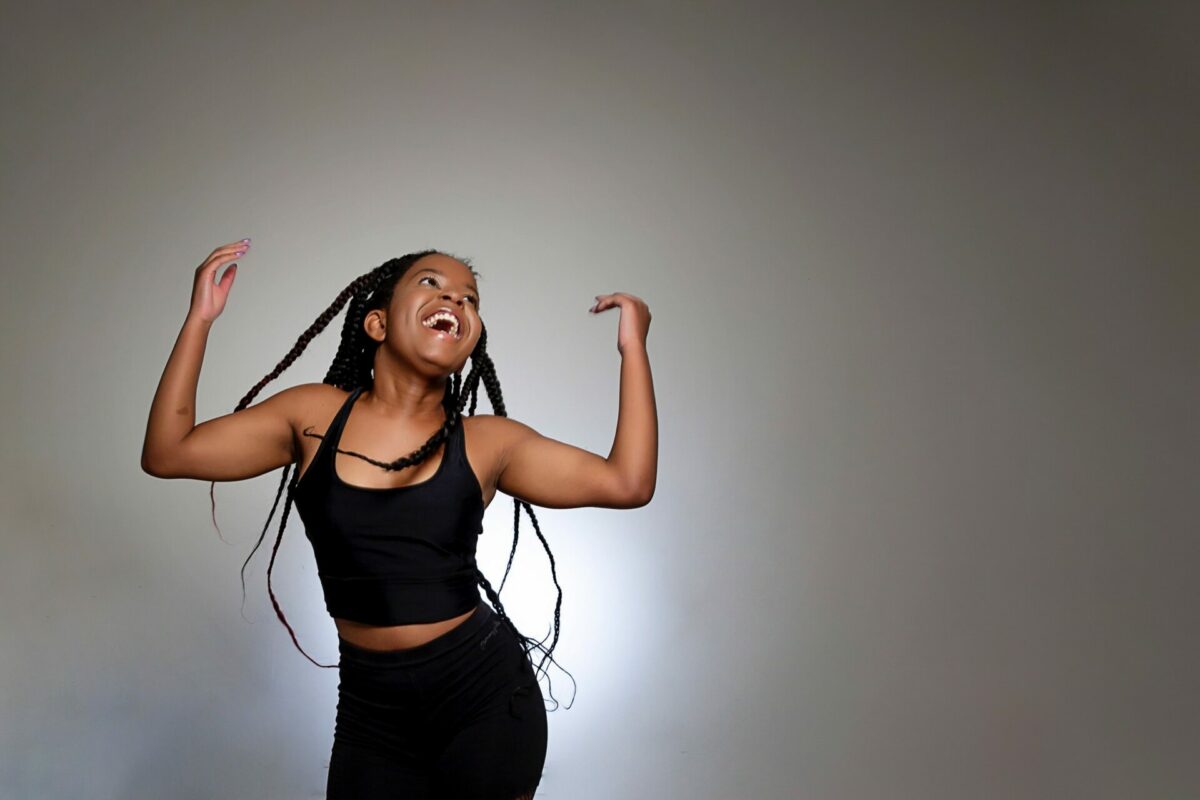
[462,414,537,441]
[275,381,346,406]
[462,414,541,459]
[260,382,350,429]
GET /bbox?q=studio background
[2,2,1196,798]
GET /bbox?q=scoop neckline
[330,389,454,494]
[331,437,452,493]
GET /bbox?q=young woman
[140,240,658,799]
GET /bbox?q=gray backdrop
[2,2,1196,798]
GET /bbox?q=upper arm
[143,384,317,481]
[493,417,643,509]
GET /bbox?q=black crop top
[292,386,485,626]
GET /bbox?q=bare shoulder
[462,414,536,448]
[290,381,351,407]
[287,382,351,425]
[461,415,542,476]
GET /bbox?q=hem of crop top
[320,572,482,626]
[328,597,481,628]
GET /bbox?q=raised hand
[589,292,651,355]
[189,239,251,323]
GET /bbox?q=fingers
[217,263,237,290]
[590,293,637,312]
[210,239,251,259]
[218,238,251,252]
[199,239,251,274]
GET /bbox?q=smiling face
[364,253,483,377]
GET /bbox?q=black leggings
[326,601,548,799]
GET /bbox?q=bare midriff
[333,607,477,652]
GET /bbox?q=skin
[142,240,658,652]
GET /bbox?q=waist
[335,604,479,651]
[336,601,495,667]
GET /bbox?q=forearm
[141,314,211,468]
[606,344,658,502]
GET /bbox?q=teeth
[422,311,460,338]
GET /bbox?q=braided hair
[207,250,574,710]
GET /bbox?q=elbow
[624,482,655,509]
[140,450,172,478]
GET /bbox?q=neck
[364,374,451,422]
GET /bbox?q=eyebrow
[414,268,480,296]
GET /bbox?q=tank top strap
[319,386,366,460]
[449,414,470,469]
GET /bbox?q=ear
[363,308,387,343]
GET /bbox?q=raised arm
[495,291,657,509]
[140,239,302,481]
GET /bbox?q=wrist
[183,312,214,332]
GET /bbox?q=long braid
[455,327,575,708]
[225,260,406,632]
[211,250,574,709]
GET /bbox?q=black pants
[325,601,548,799]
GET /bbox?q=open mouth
[421,309,462,340]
